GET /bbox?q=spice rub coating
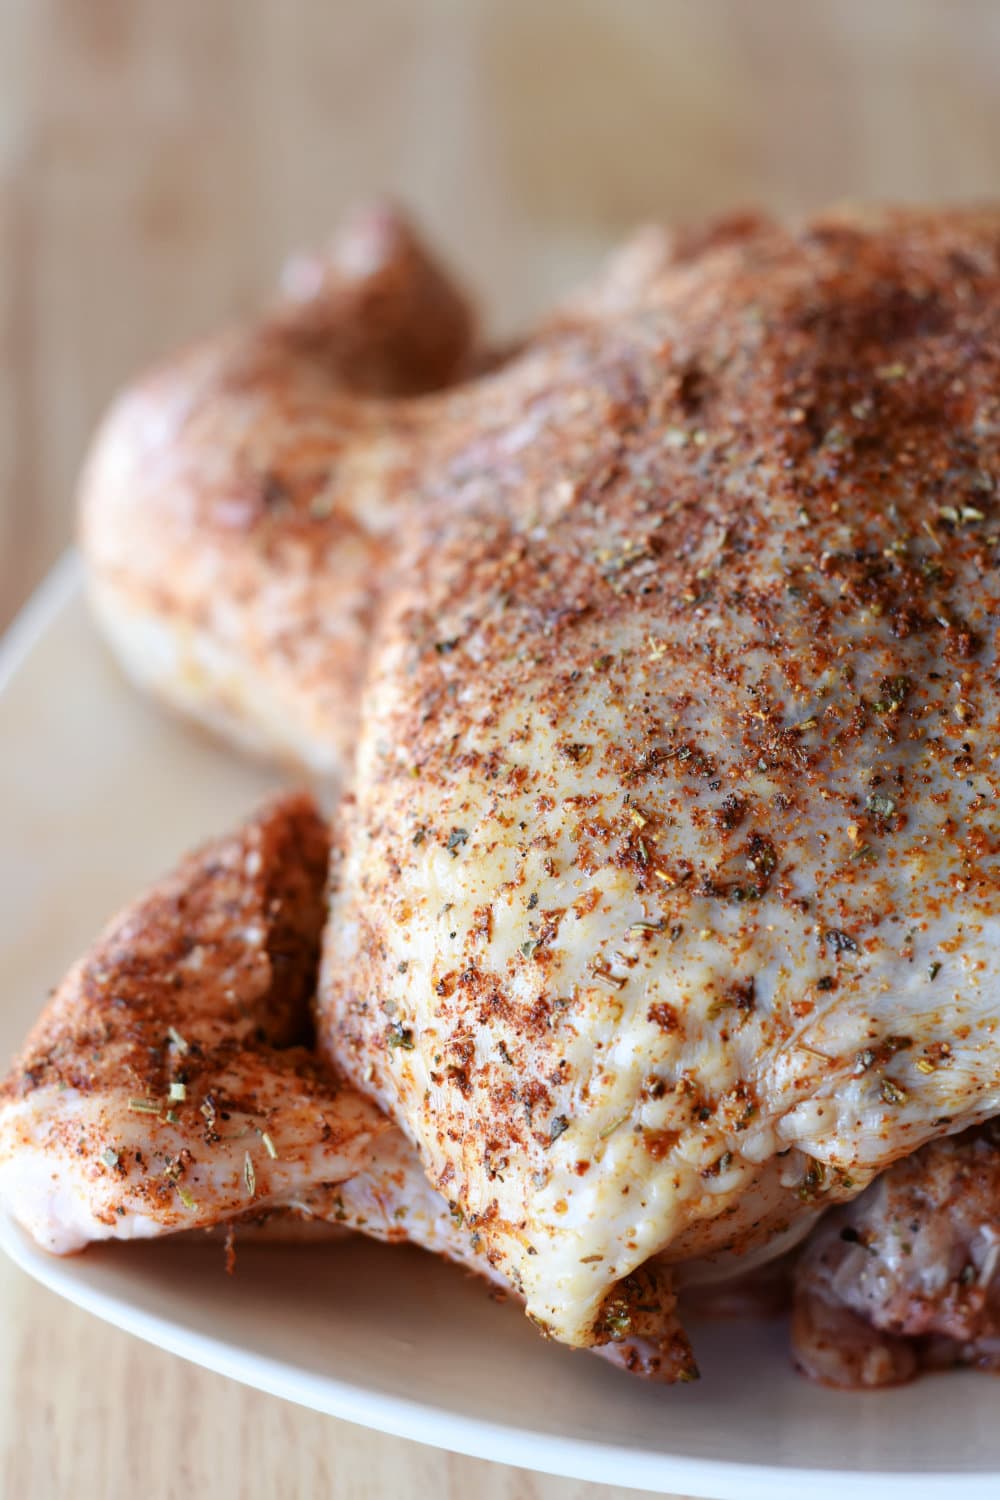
[80,204,474,776]
[316,206,1000,1349]
[72,201,1000,1372]
[0,795,391,1248]
[0,795,693,1379]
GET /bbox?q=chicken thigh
[8,203,1000,1379]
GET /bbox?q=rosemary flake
[128,1097,160,1115]
[588,964,627,991]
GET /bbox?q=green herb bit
[446,827,469,855]
[796,1159,827,1201]
[880,1077,908,1106]
[599,1112,631,1141]
[928,961,942,981]
[243,1151,256,1197]
[600,1300,633,1338]
[128,1097,160,1115]
[387,1022,415,1051]
[177,1186,197,1211]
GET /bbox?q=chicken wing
[0,796,693,1379]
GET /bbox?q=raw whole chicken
[5,202,1000,1384]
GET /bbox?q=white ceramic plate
[3,558,1000,1499]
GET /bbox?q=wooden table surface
[3,3,1000,1496]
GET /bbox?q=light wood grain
[0,1260,682,1500]
[4,0,1000,633]
[2,3,1000,1496]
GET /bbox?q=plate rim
[0,550,82,694]
[6,1213,997,1500]
[3,560,1000,1500]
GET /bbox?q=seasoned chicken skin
[34,202,1000,1372]
[318,206,1000,1349]
[0,793,494,1271]
[0,796,692,1380]
[0,796,390,1249]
